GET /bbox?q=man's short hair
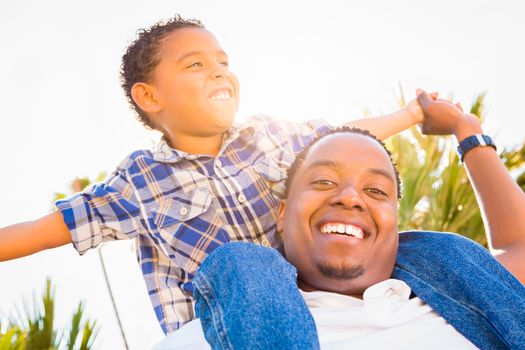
[284,127,402,199]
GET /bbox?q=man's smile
[320,223,365,239]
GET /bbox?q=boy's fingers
[429,92,439,100]
[456,102,464,112]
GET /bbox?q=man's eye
[187,62,203,68]
[366,188,387,196]
[312,179,336,186]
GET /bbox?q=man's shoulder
[399,230,478,243]
[398,230,486,250]
[397,230,492,266]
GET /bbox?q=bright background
[0,0,524,348]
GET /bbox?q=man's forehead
[302,133,395,175]
[307,133,390,162]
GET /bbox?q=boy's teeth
[321,223,364,239]
[210,90,231,100]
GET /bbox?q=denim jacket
[193,232,525,350]
[394,231,525,350]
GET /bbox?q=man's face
[278,133,399,296]
[149,27,240,141]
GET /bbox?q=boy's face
[278,133,399,296]
[149,28,240,143]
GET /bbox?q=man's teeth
[321,223,364,239]
[210,91,231,100]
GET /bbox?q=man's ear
[277,200,286,234]
[131,82,162,114]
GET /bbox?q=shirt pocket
[152,187,212,226]
[148,187,229,273]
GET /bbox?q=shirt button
[179,206,188,216]
[261,238,270,247]
[215,159,222,167]
[238,194,246,203]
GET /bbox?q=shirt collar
[151,121,254,163]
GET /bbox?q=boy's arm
[0,211,71,261]
[418,90,525,284]
[344,93,437,140]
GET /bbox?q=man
[156,94,525,349]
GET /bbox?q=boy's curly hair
[120,15,205,129]
[284,127,402,199]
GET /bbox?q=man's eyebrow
[305,160,340,171]
[176,50,228,64]
[305,161,394,183]
[366,167,395,184]
[306,161,394,182]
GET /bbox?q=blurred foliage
[52,173,107,206]
[389,91,525,246]
[0,279,98,350]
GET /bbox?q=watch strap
[457,134,497,162]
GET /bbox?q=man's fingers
[429,92,439,100]
[456,102,464,112]
[416,89,433,108]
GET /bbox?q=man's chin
[315,260,364,281]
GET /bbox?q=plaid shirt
[56,115,331,334]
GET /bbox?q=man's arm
[418,90,525,283]
[0,211,72,261]
[345,93,438,140]
[461,137,525,283]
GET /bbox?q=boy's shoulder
[115,140,176,173]
[234,114,332,137]
[114,149,155,172]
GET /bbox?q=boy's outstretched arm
[345,93,437,140]
[418,90,525,284]
[0,211,71,261]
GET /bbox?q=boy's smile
[278,133,399,297]
[146,27,240,154]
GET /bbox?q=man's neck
[298,280,364,299]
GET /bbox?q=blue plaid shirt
[56,115,331,334]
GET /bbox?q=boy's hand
[416,89,482,141]
[405,91,439,124]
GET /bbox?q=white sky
[0,0,524,348]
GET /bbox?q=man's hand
[416,89,482,141]
[405,91,439,125]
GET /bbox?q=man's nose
[329,185,365,210]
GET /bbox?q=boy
[0,15,430,334]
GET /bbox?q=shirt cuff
[55,193,103,255]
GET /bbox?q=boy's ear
[277,200,286,235]
[131,82,162,114]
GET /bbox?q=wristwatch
[457,134,497,162]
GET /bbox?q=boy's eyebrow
[176,50,228,63]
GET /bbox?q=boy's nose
[211,63,229,79]
[329,185,365,211]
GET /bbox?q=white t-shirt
[153,279,477,349]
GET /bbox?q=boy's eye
[187,62,203,68]
[220,61,229,67]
